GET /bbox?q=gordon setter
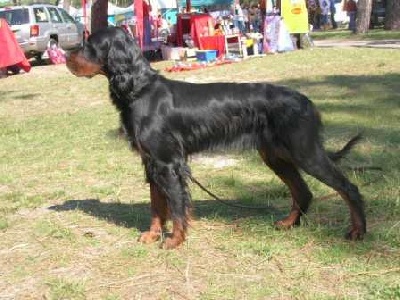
[66,27,366,249]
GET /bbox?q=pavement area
[313,39,400,49]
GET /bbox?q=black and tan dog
[66,27,366,249]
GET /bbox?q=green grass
[310,28,400,41]
[0,45,399,299]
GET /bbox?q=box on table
[185,47,198,58]
[161,46,186,60]
[196,50,217,62]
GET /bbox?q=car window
[47,7,63,23]
[59,8,75,24]
[33,7,49,23]
[0,8,29,25]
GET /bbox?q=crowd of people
[230,2,266,34]
[128,0,359,51]
[213,0,358,36]
[307,0,357,32]
[206,0,358,38]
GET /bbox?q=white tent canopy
[70,2,134,18]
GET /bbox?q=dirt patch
[191,154,239,168]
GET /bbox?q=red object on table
[176,14,214,48]
[0,18,31,72]
[198,35,226,58]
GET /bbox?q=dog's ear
[107,28,150,75]
[105,28,156,92]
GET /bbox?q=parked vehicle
[0,4,83,60]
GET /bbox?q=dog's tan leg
[293,148,366,240]
[139,182,167,244]
[274,178,313,228]
[259,149,312,228]
[163,218,187,249]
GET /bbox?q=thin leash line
[188,166,383,210]
[188,174,273,210]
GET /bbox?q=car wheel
[35,53,44,64]
[7,65,21,75]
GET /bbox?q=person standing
[232,2,246,34]
[344,0,357,32]
[318,0,331,30]
[307,0,319,30]
[330,0,337,29]
[242,4,250,32]
[249,3,260,32]
[143,0,152,46]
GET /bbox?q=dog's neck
[106,61,157,99]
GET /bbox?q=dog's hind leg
[295,148,366,240]
[259,149,313,228]
[139,181,168,244]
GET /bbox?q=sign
[281,0,309,33]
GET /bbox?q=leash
[188,174,273,210]
[188,165,383,210]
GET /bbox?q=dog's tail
[328,133,362,162]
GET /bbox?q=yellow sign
[281,0,309,33]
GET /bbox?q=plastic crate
[196,50,217,62]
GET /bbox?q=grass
[310,27,400,41]
[1,43,400,299]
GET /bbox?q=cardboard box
[161,46,185,60]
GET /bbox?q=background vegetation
[1,43,399,299]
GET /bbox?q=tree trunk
[91,0,108,34]
[355,0,373,33]
[384,0,400,30]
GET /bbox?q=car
[0,4,84,60]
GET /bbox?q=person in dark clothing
[330,0,337,29]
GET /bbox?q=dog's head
[66,26,150,78]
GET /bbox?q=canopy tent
[76,2,134,18]
[79,0,233,49]
[177,0,232,8]
[79,0,179,49]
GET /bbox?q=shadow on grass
[48,187,288,234]
[0,90,41,101]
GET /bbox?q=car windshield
[0,8,30,25]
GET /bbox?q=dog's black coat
[66,27,366,249]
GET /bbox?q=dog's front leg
[160,163,191,250]
[139,181,167,244]
[141,158,191,249]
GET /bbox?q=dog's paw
[345,228,365,241]
[160,237,183,250]
[138,231,161,244]
[274,214,301,229]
